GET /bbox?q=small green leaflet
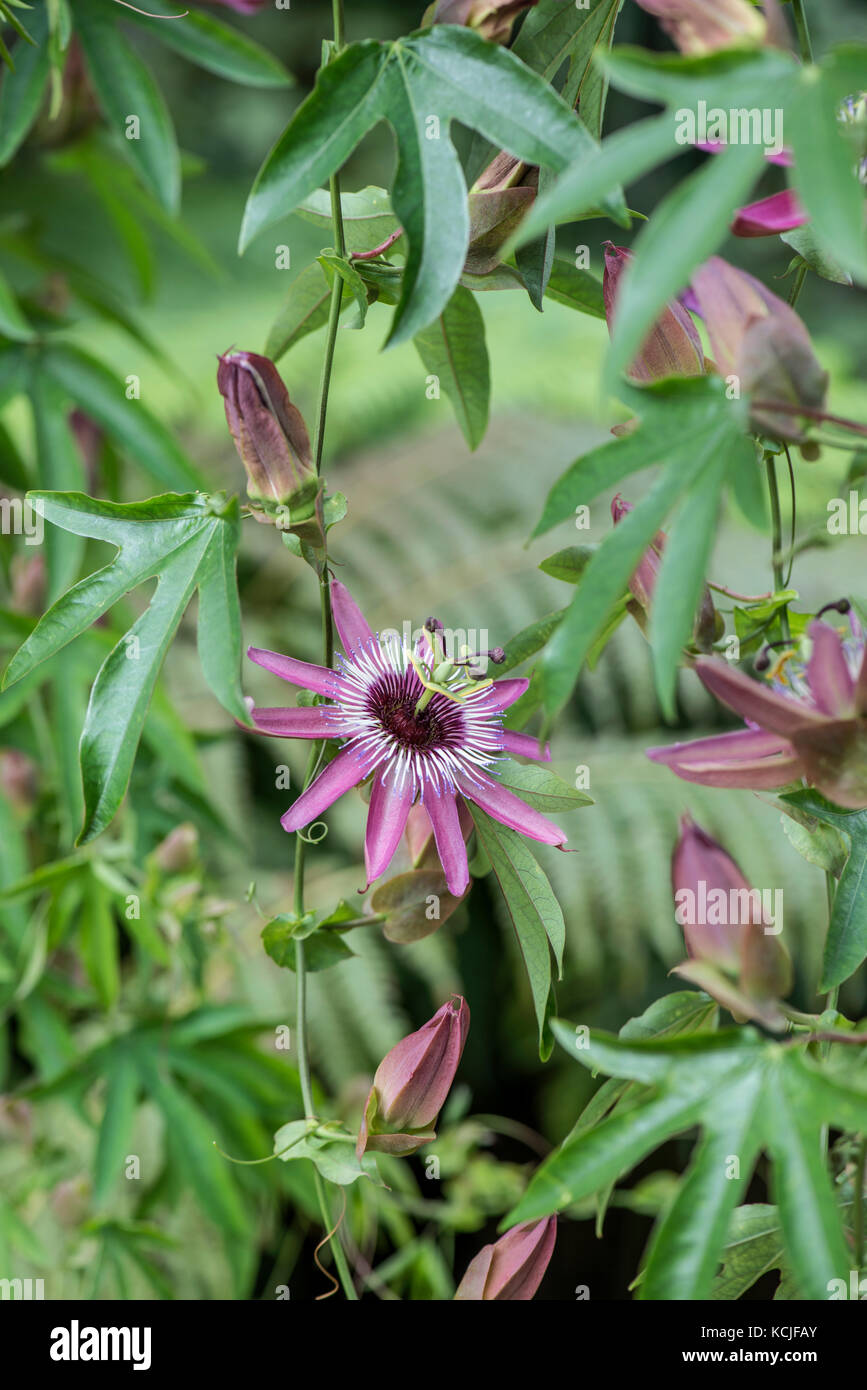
[2,492,250,844]
[781,790,867,992]
[533,378,752,720]
[412,286,490,451]
[240,26,625,344]
[504,1022,867,1300]
[273,1119,382,1187]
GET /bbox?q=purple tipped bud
[611,495,665,614]
[428,0,538,44]
[153,823,199,874]
[0,749,38,815]
[603,244,705,382]
[672,815,751,969]
[465,152,536,274]
[489,647,506,665]
[454,1217,557,1300]
[357,996,470,1157]
[633,0,766,56]
[217,351,313,506]
[671,816,792,1008]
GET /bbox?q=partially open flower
[217,350,314,508]
[670,815,792,1026]
[357,996,470,1157]
[454,1216,557,1300]
[648,613,867,810]
[603,243,706,382]
[633,0,766,56]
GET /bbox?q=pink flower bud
[217,350,313,506]
[611,494,665,611]
[357,996,470,1157]
[671,816,792,1018]
[689,257,828,440]
[633,0,766,56]
[153,823,199,874]
[454,1217,557,1300]
[603,243,705,382]
[672,815,751,969]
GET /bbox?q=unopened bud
[633,0,766,56]
[357,996,470,1157]
[153,823,199,874]
[454,1217,557,1300]
[217,350,314,506]
[603,244,705,382]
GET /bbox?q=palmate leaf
[512,0,622,139]
[1,492,250,844]
[533,377,752,720]
[28,1007,305,1235]
[503,1021,867,1300]
[240,26,625,344]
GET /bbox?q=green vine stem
[289,0,357,1302]
[790,0,814,64]
[763,451,790,642]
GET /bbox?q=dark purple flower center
[368,675,465,753]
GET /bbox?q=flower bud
[10,553,45,615]
[357,996,470,1157]
[153,823,199,874]
[611,494,665,614]
[672,815,747,969]
[217,351,314,507]
[454,1217,557,1300]
[633,0,766,56]
[466,153,536,275]
[427,0,537,44]
[603,243,705,382]
[612,496,720,646]
[671,816,792,1023]
[689,256,828,440]
[0,748,38,815]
